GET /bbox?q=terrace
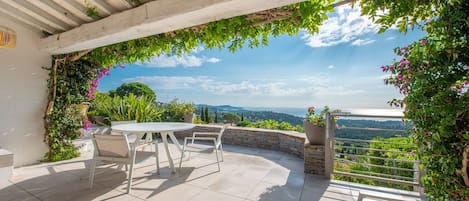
[3,128,421,201]
[1,0,465,200]
[1,111,423,201]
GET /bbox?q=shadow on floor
[1,159,206,201]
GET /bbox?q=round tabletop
[111,122,195,133]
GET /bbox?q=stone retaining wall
[175,125,326,176]
[174,125,305,158]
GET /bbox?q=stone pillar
[304,143,325,175]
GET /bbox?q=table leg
[168,131,182,152]
[161,131,175,173]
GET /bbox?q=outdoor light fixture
[0,26,16,48]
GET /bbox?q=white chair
[89,134,159,194]
[179,126,226,171]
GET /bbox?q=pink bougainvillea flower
[420,39,427,46]
[119,63,125,68]
[380,65,386,72]
[397,74,404,80]
[307,106,315,112]
[84,120,92,130]
[399,60,410,67]
[410,150,416,156]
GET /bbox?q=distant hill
[196,104,411,139]
[196,104,303,126]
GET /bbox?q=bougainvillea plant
[362,0,469,199]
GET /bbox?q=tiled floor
[1,142,421,201]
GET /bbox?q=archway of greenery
[43,0,467,200]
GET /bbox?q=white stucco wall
[0,15,51,167]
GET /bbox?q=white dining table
[111,122,195,173]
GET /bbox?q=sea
[243,107,404,120]
[244,107,307,117]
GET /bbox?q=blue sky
[97,5,425,109]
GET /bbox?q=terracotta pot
[183,113,195,123]
[304,121,325,145]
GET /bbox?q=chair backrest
[92,134,130,158]
[216,126,227,145]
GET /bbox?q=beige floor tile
[262,167,291,185]
[180,169,225,188]
[208,176,259,198]
[0,183,40,201]
[246,181,302,201]
[6,140,421,201]
[189,189,244,201]
[144,183,204,201]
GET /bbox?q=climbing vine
[43,57,100,161]
[362,0,469,200]
[43,0,336,161]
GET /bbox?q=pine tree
[241,112,244,121]
[214,112,218,123]
[204,107,209,122]
[200,106,205,122]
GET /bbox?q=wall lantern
[0,26,16,48]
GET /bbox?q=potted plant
[304,106,332,145]
[181,103,196,123]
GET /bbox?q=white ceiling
[0,0,152,35]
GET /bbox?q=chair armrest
[184,137,216,146]
[193,132,220,136]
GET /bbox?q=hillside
[196,104,303,126]
[196,104,411,139]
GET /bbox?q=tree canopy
[111,82,156,101]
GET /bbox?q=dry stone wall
[174,125,325,176]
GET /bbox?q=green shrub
[91,94,162,123]
[159,99,196,122]
[236,120,253,127]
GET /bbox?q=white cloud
[206,57,221,63]
[385,36,396,40]
[141,54,221,68]
[202,81,312,96]
[302,4,379,47]
[123,76,212,90]
[328,65,335,69]
[351,38,376,46]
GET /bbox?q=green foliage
[239,119,304,132]
[90,93,162,123]
[362,0,469,199]
[236,120,253,127]
[334,137,416,190]
[222,112,241,125]
[159,99,196,122]
[113,82,156,101]
[204,107,209,122]
[82,1,333,67]
[43,59,99,161]
[305,106,339,127]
